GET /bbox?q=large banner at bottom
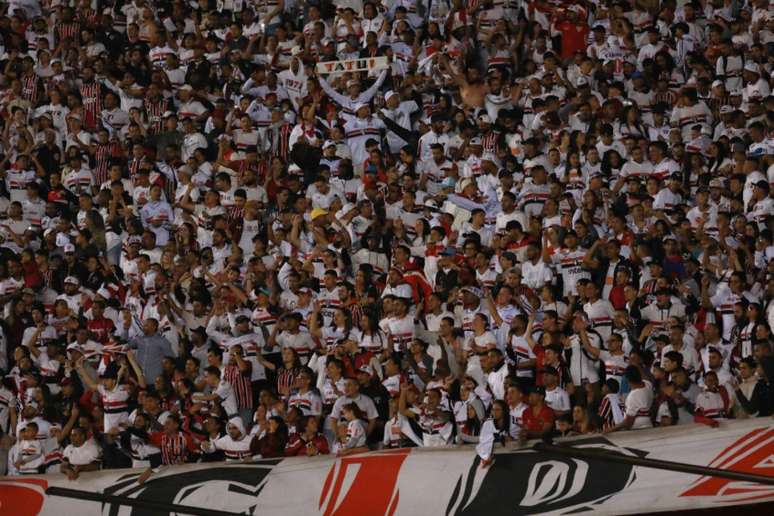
[1,418,773,515]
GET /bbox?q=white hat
[354,102,369,113]
[459,178,476,191]
[719,105,733,114]
[477,113,492,124]
[469,137,483,146]
[711,80,723,89]
[227,416,246,436]
[384,90,398,101]
[576,77,589,87]
[323,140,337,148]
[744,62,759,74]
[179,84,193,92]
[63,243,76,254]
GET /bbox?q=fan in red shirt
[554,6,590,60]
[285,416,331,456]
[520,386,555,440]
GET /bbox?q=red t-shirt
[522,404,555,433]
[556,22,590,60]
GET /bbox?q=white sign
[316,56,389,75]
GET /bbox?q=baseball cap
[357,364,373,376]
[64,276,80,286]
[311,208,328,220]
[323,140,336,149]
[469,137,483,146]
[477,113,492,124]
[63,243,76,254]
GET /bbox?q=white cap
[179,84,193,91]
[63,243,75,254]
[323,140,337,148]
[64,276,80,286]
[477,113,492,124]
[459,178,476,191]
[469,137,483,146]
[384,90,398,101]
[744,62,759,74]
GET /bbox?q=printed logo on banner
[447,437,645,515]
[100,462,280,516]
[318,448,411,516]
[0,477,48,516]
[680,427,774,503]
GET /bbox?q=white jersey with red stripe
[316,287,341,327]
[583,299,615,341]
[98,384,131,432]
[288,389,323,416]
[343,115,385,167]
[709,287,745,340]
[276,330,317,364]
[221,332,268,382]
[550,247,591,297]
[383,315,416,352]
[208,434,252,461]
[600,350,628,385]
[695,389,728,419]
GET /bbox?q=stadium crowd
[1,0,774,478]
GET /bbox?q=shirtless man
[439,54,487,109]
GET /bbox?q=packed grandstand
[0,0,773,482]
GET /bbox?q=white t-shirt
[545,386,571,414]
[625,382,654,429]
[63,439,101,466]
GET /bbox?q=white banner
[316,56,389,75]
[2,419,773,515]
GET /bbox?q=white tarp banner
[2,419,773,516]
[316,57,389,76]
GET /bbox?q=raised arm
[357,69,388,103]
[75,357,99,392]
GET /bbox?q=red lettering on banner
[0,478,49,516]
[319,448,410,516]
[680,427,774,503]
